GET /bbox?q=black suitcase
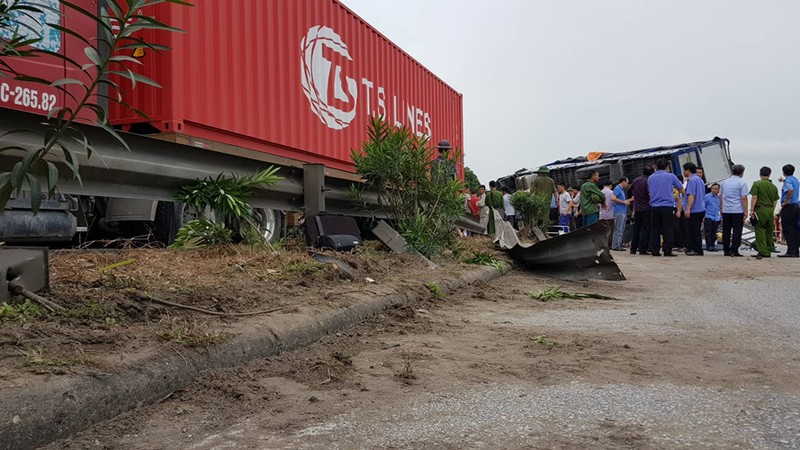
[318,234,362,251]
[304,214,363,250]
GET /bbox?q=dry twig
[134,292,285,317]
[320,367,333,385]
[8,282,65,312]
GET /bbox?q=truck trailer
[0,0,464,244]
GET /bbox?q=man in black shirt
[628,166,653,255]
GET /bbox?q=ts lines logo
[300,25,433,137]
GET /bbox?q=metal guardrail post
[303,164,326,216]
[0,247,49,303]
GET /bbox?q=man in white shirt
[719,164,749,257]
[600,179,615,247]
[501,187,516,229]
[557,182,573,230]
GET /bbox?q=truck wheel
[253,208,284,243]
[153,202,215,246]
[153,201,182,246]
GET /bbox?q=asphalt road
[51,250,800,449]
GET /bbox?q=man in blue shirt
[703,183,721,251]
[779,164,800,258]
[719,164,749,257]
[682,162,706,256]
[611,177,632,251]
[648,159,685,257]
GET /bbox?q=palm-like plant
[171,167,281,248]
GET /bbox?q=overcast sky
[340,0,800,186]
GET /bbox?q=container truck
[0,0,464,244]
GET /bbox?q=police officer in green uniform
[749,166,780,259]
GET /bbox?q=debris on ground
[526,286,619,302]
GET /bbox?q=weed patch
[102,272,145,290]
[62,299,120,327]
[526,286,618,302]
[159,321,224,347]
[464,251,506,271]
[65,299,106,320]
[285,261,323,277]
[530,335,560,349]
[18,346,88,374]
[426,282,445,299]
[0,300,45,322]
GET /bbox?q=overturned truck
[499,137,732,193]
[496,138,734,281]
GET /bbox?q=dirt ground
[44,251,800,449]
[0,237,500,388]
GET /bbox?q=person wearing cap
[530,166,558,221]
[430,139,456,183]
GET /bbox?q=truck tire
[153,201,182,246]
[253,208,284,243]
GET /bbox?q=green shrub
[464,167,481,193]
[172,168,280,248]
[511,190,552,232]
[399,214,455,259]
[350,117,465,257]
[171,219,233,249]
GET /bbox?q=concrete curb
[0,265,504,450]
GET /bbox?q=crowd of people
[460,181,516,237]
[622,160,799,259]
[462,158,800,259]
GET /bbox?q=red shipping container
[108,0,464,174]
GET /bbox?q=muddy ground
[44,251,800,449]
[0,237,500,387]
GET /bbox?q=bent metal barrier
[487,211,625,281]
[507,223,626,281]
